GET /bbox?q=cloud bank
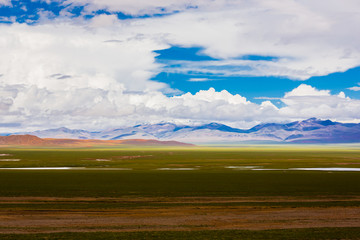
[2,80,360,131]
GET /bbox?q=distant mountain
[248,118,360,143]
[8,118,360,144]
[28,127,94,139]
[0,135,193,147]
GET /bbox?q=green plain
[0,147,360,197]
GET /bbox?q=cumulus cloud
[3,78,360,132]
[0,83,278,131]
[284,84,330,97]
[280,84,360,121]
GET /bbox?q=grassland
[0,146,359,239]
[1,145,360,169]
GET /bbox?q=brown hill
[0,135,194,147]
[0,135,45,145]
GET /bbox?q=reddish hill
[0,135,194,147]
[0,135,45,145]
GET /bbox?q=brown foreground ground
[1,196,359,234]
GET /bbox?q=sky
[1,0,360,131]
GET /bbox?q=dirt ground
[0,197,359,233]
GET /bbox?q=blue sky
[1,0,360,131]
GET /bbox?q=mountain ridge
[5,118,360,144]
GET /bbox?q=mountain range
[5,118,360,144]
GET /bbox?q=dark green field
[1,146,360,170]
[0,146,359,239]
[1,170,360,197]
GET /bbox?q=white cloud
[5,0,360,80]
[348,83,360,91]
[284,84,330,97]
[348,86,360,91]
[181,1,357,78]
[2,81,360,132]
[280,84,360,121]
[175,88,248,105]
[0,0,11,6]
[59,0,360,80]
[90,14,119,28]
[0,22,168,93]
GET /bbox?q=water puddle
[252,167,360,172]
[156,168,197,171]
[252,168,284,171]
[289,167,360,172]
[225,166,260,169]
